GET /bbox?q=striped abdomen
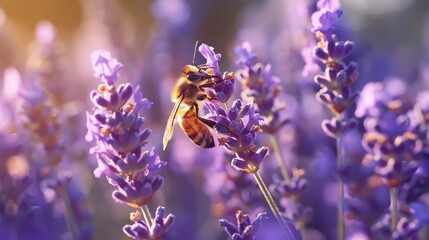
[178,105,215,148]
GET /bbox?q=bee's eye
[187,73,201,81]
[187,72,211,82]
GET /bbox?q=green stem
[335,112,345,240]
[141,205,153,226]
[269,134,291,183]
[59,188,79,240]
[390,187,398,232]
[252,171,295,240]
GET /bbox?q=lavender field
[1,0,429,239]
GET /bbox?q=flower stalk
[390,187,398,232]
[141,205,153,227]
[336,131,345,240]
[252,171,294,239]
[58,188,79,240]
[270,134,291,183]
[310,2,358,239]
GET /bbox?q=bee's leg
[199,116,234,136]
[193,103,235,136]
[197,92,216,102]
[198,82,215,89]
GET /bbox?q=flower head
[372,214,421,240]
[91,50,124,86]
[199,43,221,75]
[235,42,257,68]
[199,43,235,103]
[357,80,421,188]
[235,42,289,133]
[123,206,175,240]
[86,50,166,208]
[204,100,267,173]
[312,33,359,139]
[311,1,343,39]
[219,210,267,240]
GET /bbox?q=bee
[162,63,218,150]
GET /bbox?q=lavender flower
[0,172,36,240]
[372,214,420,240]
[201,43,297,239]
[270,168,307,200]
[219,210,267,240]
[355,79,429,238]
[313,39,358,119]
[235,42,289,133]
[199,43,235,103]
[123,207,175,240]
[204,100,266,173]
[25,20,68,106]
[86,50,167,207]
[86,50,173,239]
[20,79,66,168]
[357,80,419,188]
[310,1,359,239]
[270,169,312,232]
[311,0,343,40]
[90,50,124,86]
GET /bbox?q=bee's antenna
[193,41,201,71]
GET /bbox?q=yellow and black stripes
[178,105,215,148]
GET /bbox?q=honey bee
[162,64,218,150]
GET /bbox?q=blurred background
[1,0,429,239]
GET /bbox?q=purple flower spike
[91,50,124,85]
[123,206,175,240]
[199,43,221,76]
[87,51,167,210]
[205,101,267,173]
[372,214,421,240]
[235,42,257,67]
[214,72,235,103]
[113,175,164,207]
[198,43,236,103]
[321,116,356,138]
[311,7,343,38]
[219,211,267,240]
[271,168,308,198]
[231,147,269,173]
[311,6,359,139]
[234,42,289,133]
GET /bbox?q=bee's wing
[163,95,185,150]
